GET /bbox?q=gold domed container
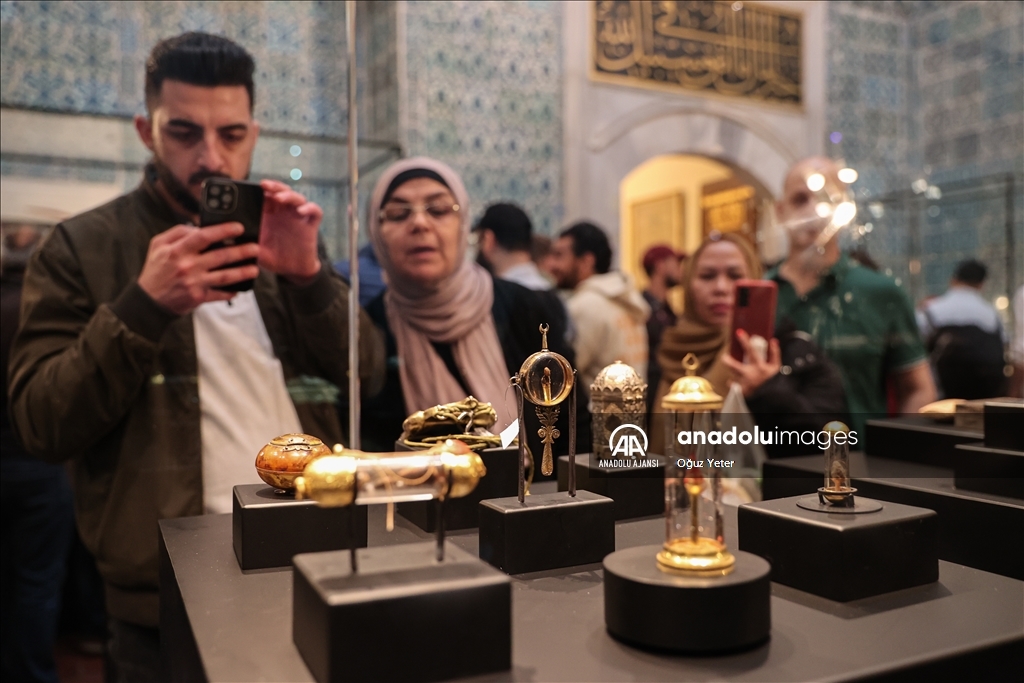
[590,361,647,458]
[658,353,733,575]
[255,433,333,493]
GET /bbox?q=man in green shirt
[766,157,935,442]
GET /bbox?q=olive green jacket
[7,179,384,627]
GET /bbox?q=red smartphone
[729,280,777,362]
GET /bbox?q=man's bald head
[778,156,848,222]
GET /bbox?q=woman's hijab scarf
[657,233,763,399]
[368,157,510,425]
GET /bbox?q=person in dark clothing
[334,243,386,308]
[733,320,851,458]
[1,225,74,683]
[360,158,580,456]
[7,34,383,683]
[640,244,683,412]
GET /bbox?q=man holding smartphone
[767,157,935,441]
[7,32,384,681]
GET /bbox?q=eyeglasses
[379,201,460,224]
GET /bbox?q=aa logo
[608,424,648,459]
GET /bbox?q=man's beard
[151,156,229,215]
[555,265,580,290]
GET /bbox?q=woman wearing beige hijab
[361,157,573,451]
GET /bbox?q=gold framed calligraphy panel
[591,1,802,107]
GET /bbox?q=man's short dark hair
[145,32,256,113]
[476,203,532,252]
[953,259,987,286]
[559,222,612,274]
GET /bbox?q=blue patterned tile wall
[403,0,563,235]
[827,1,1024,302]
[1,0,355,135]
[1,0,401,261]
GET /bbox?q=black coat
[361,277,588,460]
[744,321,850,458]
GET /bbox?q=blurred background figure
[2,223,74,683]
[768,157,934,438]
[640,244,683,412]
[475,203,550,291]
[531,234,557,285]
[549,221,650,390]
[653,233,847,458]
[473,202,570,354]
[1012,285,1024,398]
[334,243,386,309]
[918,259,1008,399]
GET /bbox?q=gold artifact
[511,324,577,500]
[400,396,498,441]
[591,361,647,459]
[295,439,486,567]
[658,353,734,575]
[295,439,486,508]
[400,396,535,493]
[255,433,332,492]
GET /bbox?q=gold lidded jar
[255,433,333,493]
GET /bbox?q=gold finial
[682,353,700,375]
[539,323,549,350]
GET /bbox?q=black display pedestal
[953,442,1024,499]
[603,545,770,653]
[292,542,511,683]
[984,400,1024,451]
[738,495,938,602]
[762,452,1024,580]
[865,417,982,468]
[556,454,665,520]
[397,446,519,532]
[232,484,367,570]
[478,490,615,574]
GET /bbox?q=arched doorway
[619,153,776,293]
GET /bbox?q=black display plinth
[292,542,510,683]
[762,453,1024,581]
[478,490,615,574]
[984,400,1024,451]
[396,446,518,532]
[954,443,1024,499]
[603,545,770,653]
[738,494,938,601]
[555,454,665,520]
[232,484,367,570]
[865,417,982,468]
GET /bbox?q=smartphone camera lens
[208,198,221,209]
[209,185,222,196]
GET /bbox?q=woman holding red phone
[652,233,848,458]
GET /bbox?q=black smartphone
[199,178,264,292]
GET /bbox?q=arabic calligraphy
[592,0,802,105]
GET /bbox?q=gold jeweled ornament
[512,324,577,501]
[658,353,735,575]
[255,433,333,493]
[590,361,647,459]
